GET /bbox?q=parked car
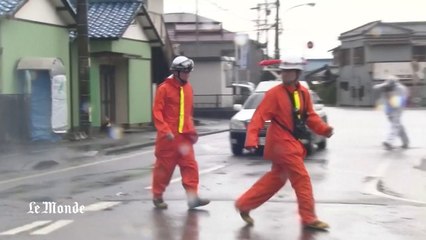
[229,80,328,156]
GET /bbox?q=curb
[103,129,229,155]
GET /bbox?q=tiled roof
[69,0,143,39]
[164,13,220,24]
[0,0,26,16]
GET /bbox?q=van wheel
[231,144,243,156]
[317,140,327,150]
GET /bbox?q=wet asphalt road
[0,108,425,239]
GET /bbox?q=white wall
[146,0,163,14]
[14,0,66,26]
[122,20,149,41]
[190,60,234,108]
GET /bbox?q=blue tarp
[30,71,60,141]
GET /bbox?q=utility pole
[195,0,199,57]
[274,0,280,59]
[251,1,272,57]
[76,0,91,137]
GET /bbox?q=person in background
[373,75,410,150]
[151,56,210,209]
[235,55,334,231]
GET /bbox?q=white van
[254,80,309,92]
[229,80,327,156]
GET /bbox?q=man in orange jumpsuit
[235,55,334,230]
[151,56,210,209]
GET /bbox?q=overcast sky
[164,0,426,59]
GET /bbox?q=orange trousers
[152,134,199,199]
[235,156,317,224]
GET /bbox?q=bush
[312,81,337,105]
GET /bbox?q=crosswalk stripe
[144,164,226,190]
[30,220,74,235]
[0,220,52,235]
[84,201,121,212]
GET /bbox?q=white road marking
[0,201,122,235]
[0,220,52,235]
[84,201,121,212]
[30,220,74,235]
[199,143,221,152]
[363,160,426,205]
[0,150,154,186]
[144,164,226,190]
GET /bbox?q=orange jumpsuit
[235,83,332,224]
[152,75,199,199]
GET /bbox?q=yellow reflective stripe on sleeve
[293,91,301,118]
[178,86,184,133]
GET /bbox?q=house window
[339,49,350,66]
[412,46,426,61]
[221,49,234,57]
[353,47,364,65]
[340,81,349,91]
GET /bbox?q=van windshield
[243,93,264,109]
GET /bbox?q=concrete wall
[146,0,163,14]
[337,65,373,106]
[180,42,234,58]
[367,44,411,62]
[129,58,151,124]
[190,60,234,108]
[15,0,67,26]
[122,20,149,41]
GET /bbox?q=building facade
[164,13,264,108]
[0,0,74,141]
[0,0,171,142]
[334,21,426,106]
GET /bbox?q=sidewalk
[99,118,230,155]
[0,118,230,159]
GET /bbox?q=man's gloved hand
[166,132,175,141]
[187,132,199,144]
[326,127,334,138]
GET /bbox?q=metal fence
[193,94,249,108]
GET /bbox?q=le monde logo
[28,202,85,214]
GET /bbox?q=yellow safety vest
[178,86,184,133]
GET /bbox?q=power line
[199,0,255,23]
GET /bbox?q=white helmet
[383,75,399,91]
[279,55,306,71]
[373,75,399,91]
[170,56,194,72]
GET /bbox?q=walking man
[373,75,410,150]
[235,55,334,230]
[151,56,210,209]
